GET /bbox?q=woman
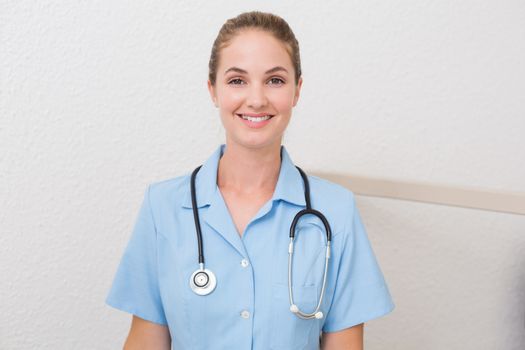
[106,11,394,349]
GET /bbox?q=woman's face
[208,29,303,151]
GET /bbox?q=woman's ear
[292,76,303,107]
[207,80,218,108]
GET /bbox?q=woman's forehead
[218,31,293,74]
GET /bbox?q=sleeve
[322,192,395,332]
[105,184,168,325]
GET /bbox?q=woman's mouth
[236,114,275,129]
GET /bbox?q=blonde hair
[208,11,302,86]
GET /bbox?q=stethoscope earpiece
[287,166,332,320]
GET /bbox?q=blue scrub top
[106,143,394,350]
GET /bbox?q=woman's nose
[246,84,268,109]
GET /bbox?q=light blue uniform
[106,143,394,350]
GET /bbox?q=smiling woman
[106,10,395,350]
[208,27,302,150]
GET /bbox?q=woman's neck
[217,142,281,195]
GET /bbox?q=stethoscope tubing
[189,161,333,320]
[288,167,332,319]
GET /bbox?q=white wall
[2,1,524,349]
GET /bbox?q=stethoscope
[189,163,332,320]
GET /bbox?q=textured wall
[2,1,524,349]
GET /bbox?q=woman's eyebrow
[224,66,288,75]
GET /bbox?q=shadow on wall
[358,195,525,349]
[511,251,525,347]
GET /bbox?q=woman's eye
[268,77,285,85]
[228,78,245,85]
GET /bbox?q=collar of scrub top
[181,143,307,256]
[182,143,307,209]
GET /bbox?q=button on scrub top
[106,143,395,350]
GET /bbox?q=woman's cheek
[272,89,295,109]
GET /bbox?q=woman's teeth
[239,114,272,122]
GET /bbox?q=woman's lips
[236,113,274,129]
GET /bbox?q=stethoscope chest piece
[190,267,217,295]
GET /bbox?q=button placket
[240,258,250,268]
